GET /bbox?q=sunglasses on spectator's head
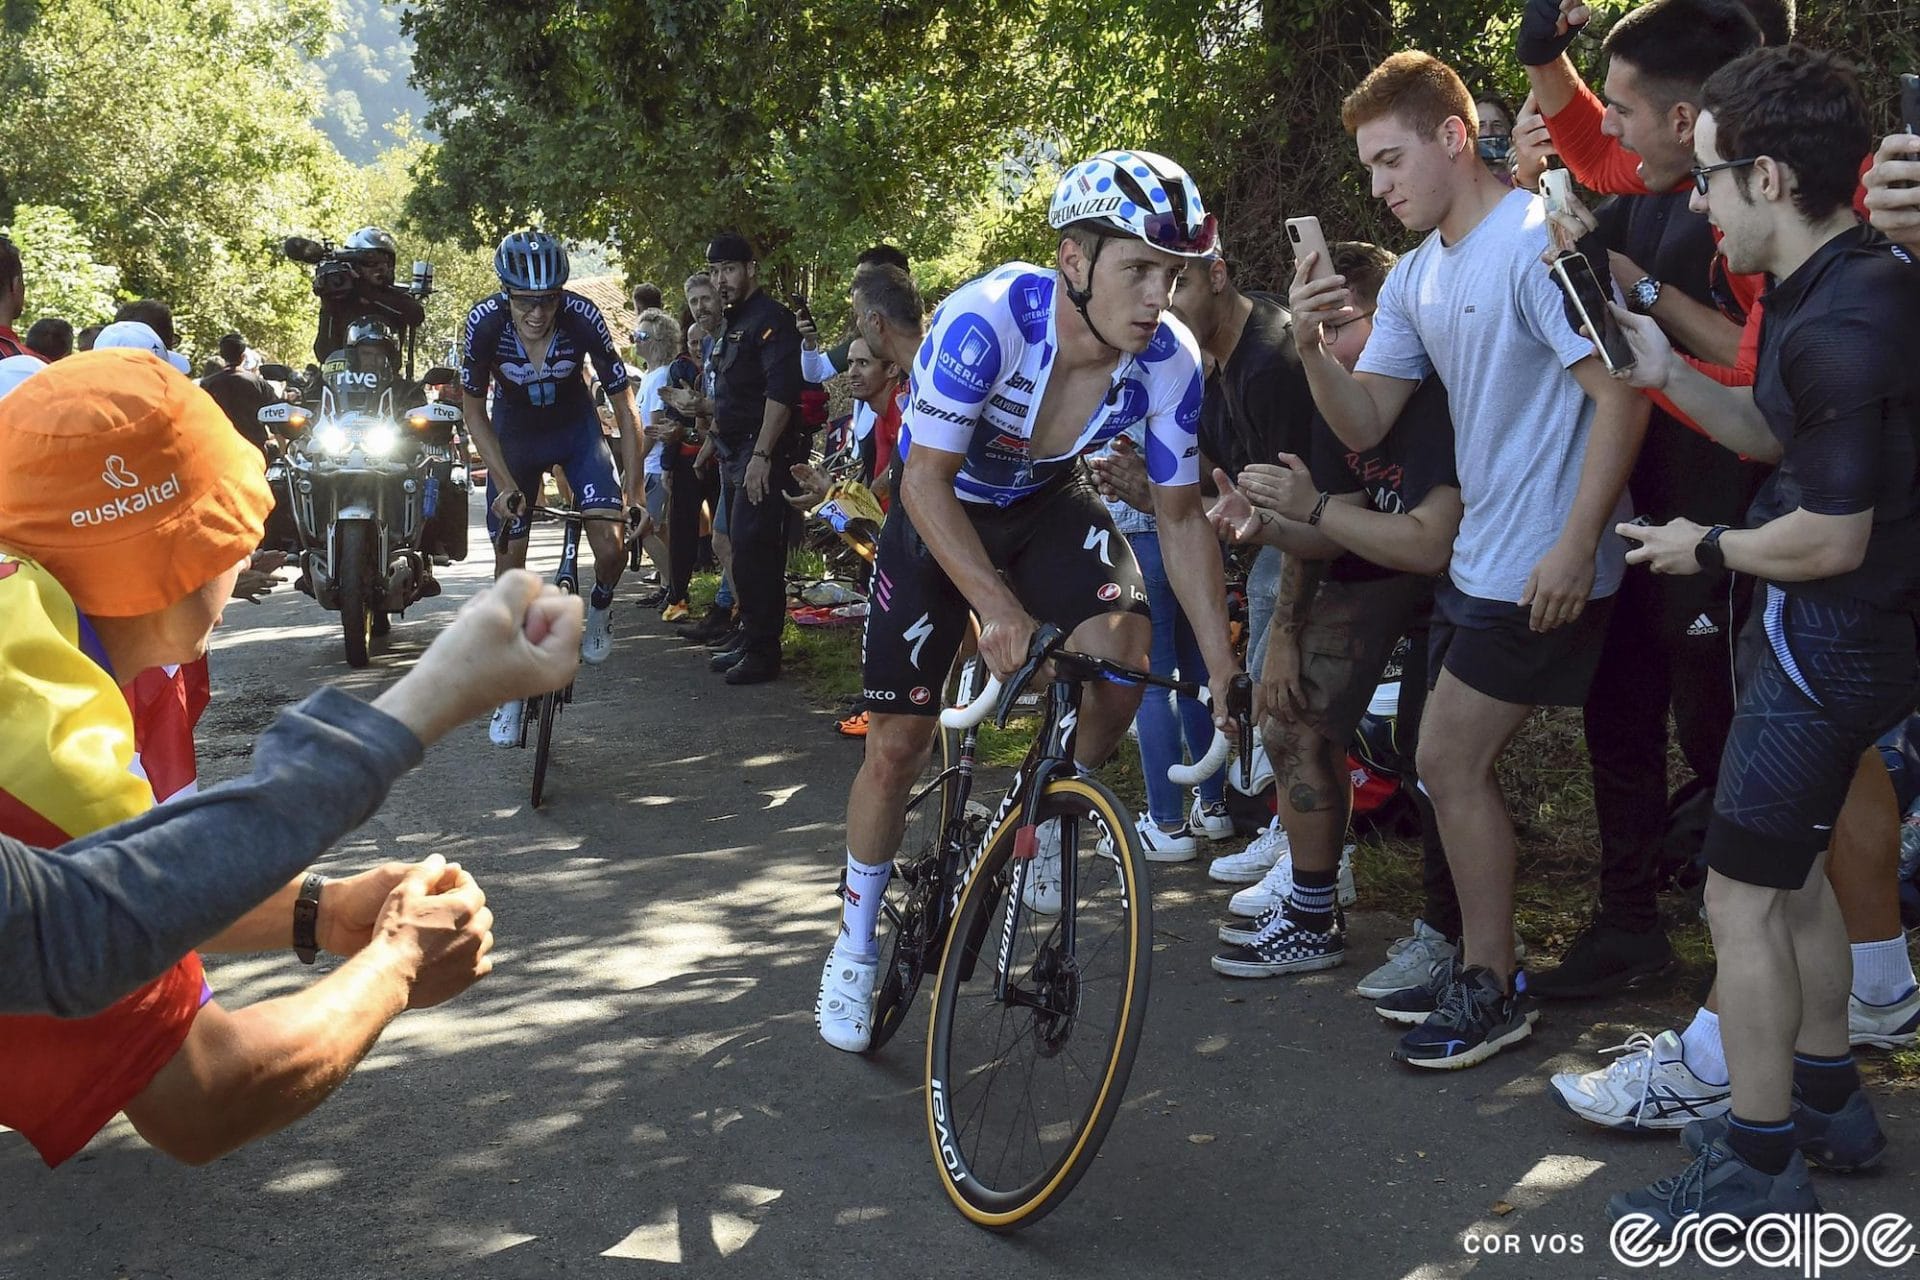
[1689,157,1758,195]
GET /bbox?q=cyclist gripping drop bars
[815,150,1244,1052]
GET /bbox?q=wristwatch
[1628,275,1664,315]
[292,872,325,965]
[1694,524,1730,573]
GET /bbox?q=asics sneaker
[1189,792,1235,841]
[1211,902,1345,978]
[1020,818,1062,915]
[1354,919,1458,1000]
[660,600,691,623]
[1549,1029,1731,1132]
[1391,964,1535,1071]
[1848,986,1920,1049]
[1681,1090,1887,1173]
[1607,1141,1818,1233]
[1227,844,1356,917]
[1137,815,1198,864]
[1210,817,1289,885]
[488,700,524,747]
[582,603,614,664]
[815,942,879,1054]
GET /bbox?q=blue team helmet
[495,229,570,291]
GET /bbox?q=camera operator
[304,226,427,365]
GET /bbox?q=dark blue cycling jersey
[460,291,628,419]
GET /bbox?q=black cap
[705,232,756,264]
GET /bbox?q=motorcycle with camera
[257,361,469,667]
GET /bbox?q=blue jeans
[713,477,736,610]
[1128,532,1225,826]
[1246,543,1281,676]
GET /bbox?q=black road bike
[864,623,1245,1230]
[492,502,631,808]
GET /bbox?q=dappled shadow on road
[4,543,1913,1280]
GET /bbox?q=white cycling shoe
[488,700,524,747]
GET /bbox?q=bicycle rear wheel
[529,690,559,808]
[924,776,1151,1230]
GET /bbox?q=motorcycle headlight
[362,423,400,457]
[314,424,351,456]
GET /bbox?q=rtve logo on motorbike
[1461,1212,1914,1278]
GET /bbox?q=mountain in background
[313,0,432,164]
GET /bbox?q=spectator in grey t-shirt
[1290,51,1650,1073]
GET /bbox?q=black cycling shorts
[1704,585,1920,890]
[860,469,1150,715]
[1426,580,1615,709]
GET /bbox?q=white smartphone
[1284,216,1334,283]
[1539,161,1574,217]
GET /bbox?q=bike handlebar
[937,628,1248,788]
[491,497,635,554]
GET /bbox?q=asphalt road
[3,526,1916,1280]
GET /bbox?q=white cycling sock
[1850,935,1918,1006]
[839,852,890,959]
[1679,1007,1728,1086]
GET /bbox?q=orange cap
[0,349,272,617]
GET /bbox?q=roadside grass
[695,558,1917,1085]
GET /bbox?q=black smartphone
[1550,251,1635,375]
[788,292,813,326]
[1902,72,1920,135]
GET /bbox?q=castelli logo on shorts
[1097,582,1121,602]
[72,457,182,527]
[910,686,931,705]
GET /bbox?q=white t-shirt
[636,365,671,476]
[1356,188,1628,603]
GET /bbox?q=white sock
[838,852,890,959]
[1850,935,1919,1006]
[1679,1007,1728,1086]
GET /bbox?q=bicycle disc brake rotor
[1020,942,1082,1057]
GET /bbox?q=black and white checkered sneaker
[1211,901,1345,979]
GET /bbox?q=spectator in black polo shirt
[1608,46,1920,1229]
[695,231,803,685]
[200,332,279,452]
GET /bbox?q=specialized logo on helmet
[932,316,1000,403]
[1052,195,1125,225]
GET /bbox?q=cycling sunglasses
[1140,210,1219,256]
[509,291,562,312]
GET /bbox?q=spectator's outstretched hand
[373,570,582,746]
[787,462,831,511]
[1516,0,1589,66]
[1206,468,1266,545]
[366,854,495,1009]
[1510,93,1556,192]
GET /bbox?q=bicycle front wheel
[924,776,1151,1230]
[529,691,558,808]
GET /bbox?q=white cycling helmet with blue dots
[1047,149,1217,258]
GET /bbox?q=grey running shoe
[1607,1140,1818,1234]
[1682,1090,1887,1173]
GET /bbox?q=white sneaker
[1354,918,1457,999]
[1209,818,1289,884]
[1138,814,1198,863]
[1548,1029,1730,1132]
[488,700,524,747]
[582,602,614,665]
[1021,818,1062,915]
[1189,792,1235,841]
[1227,844,1356,917]
[815,942,879,1053]
[1849,986,1920,1049]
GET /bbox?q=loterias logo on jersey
[1013,274,1052,343]
[1107,379,1150,428]
[933,315,1000,403]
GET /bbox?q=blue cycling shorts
[485,407,622,540]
